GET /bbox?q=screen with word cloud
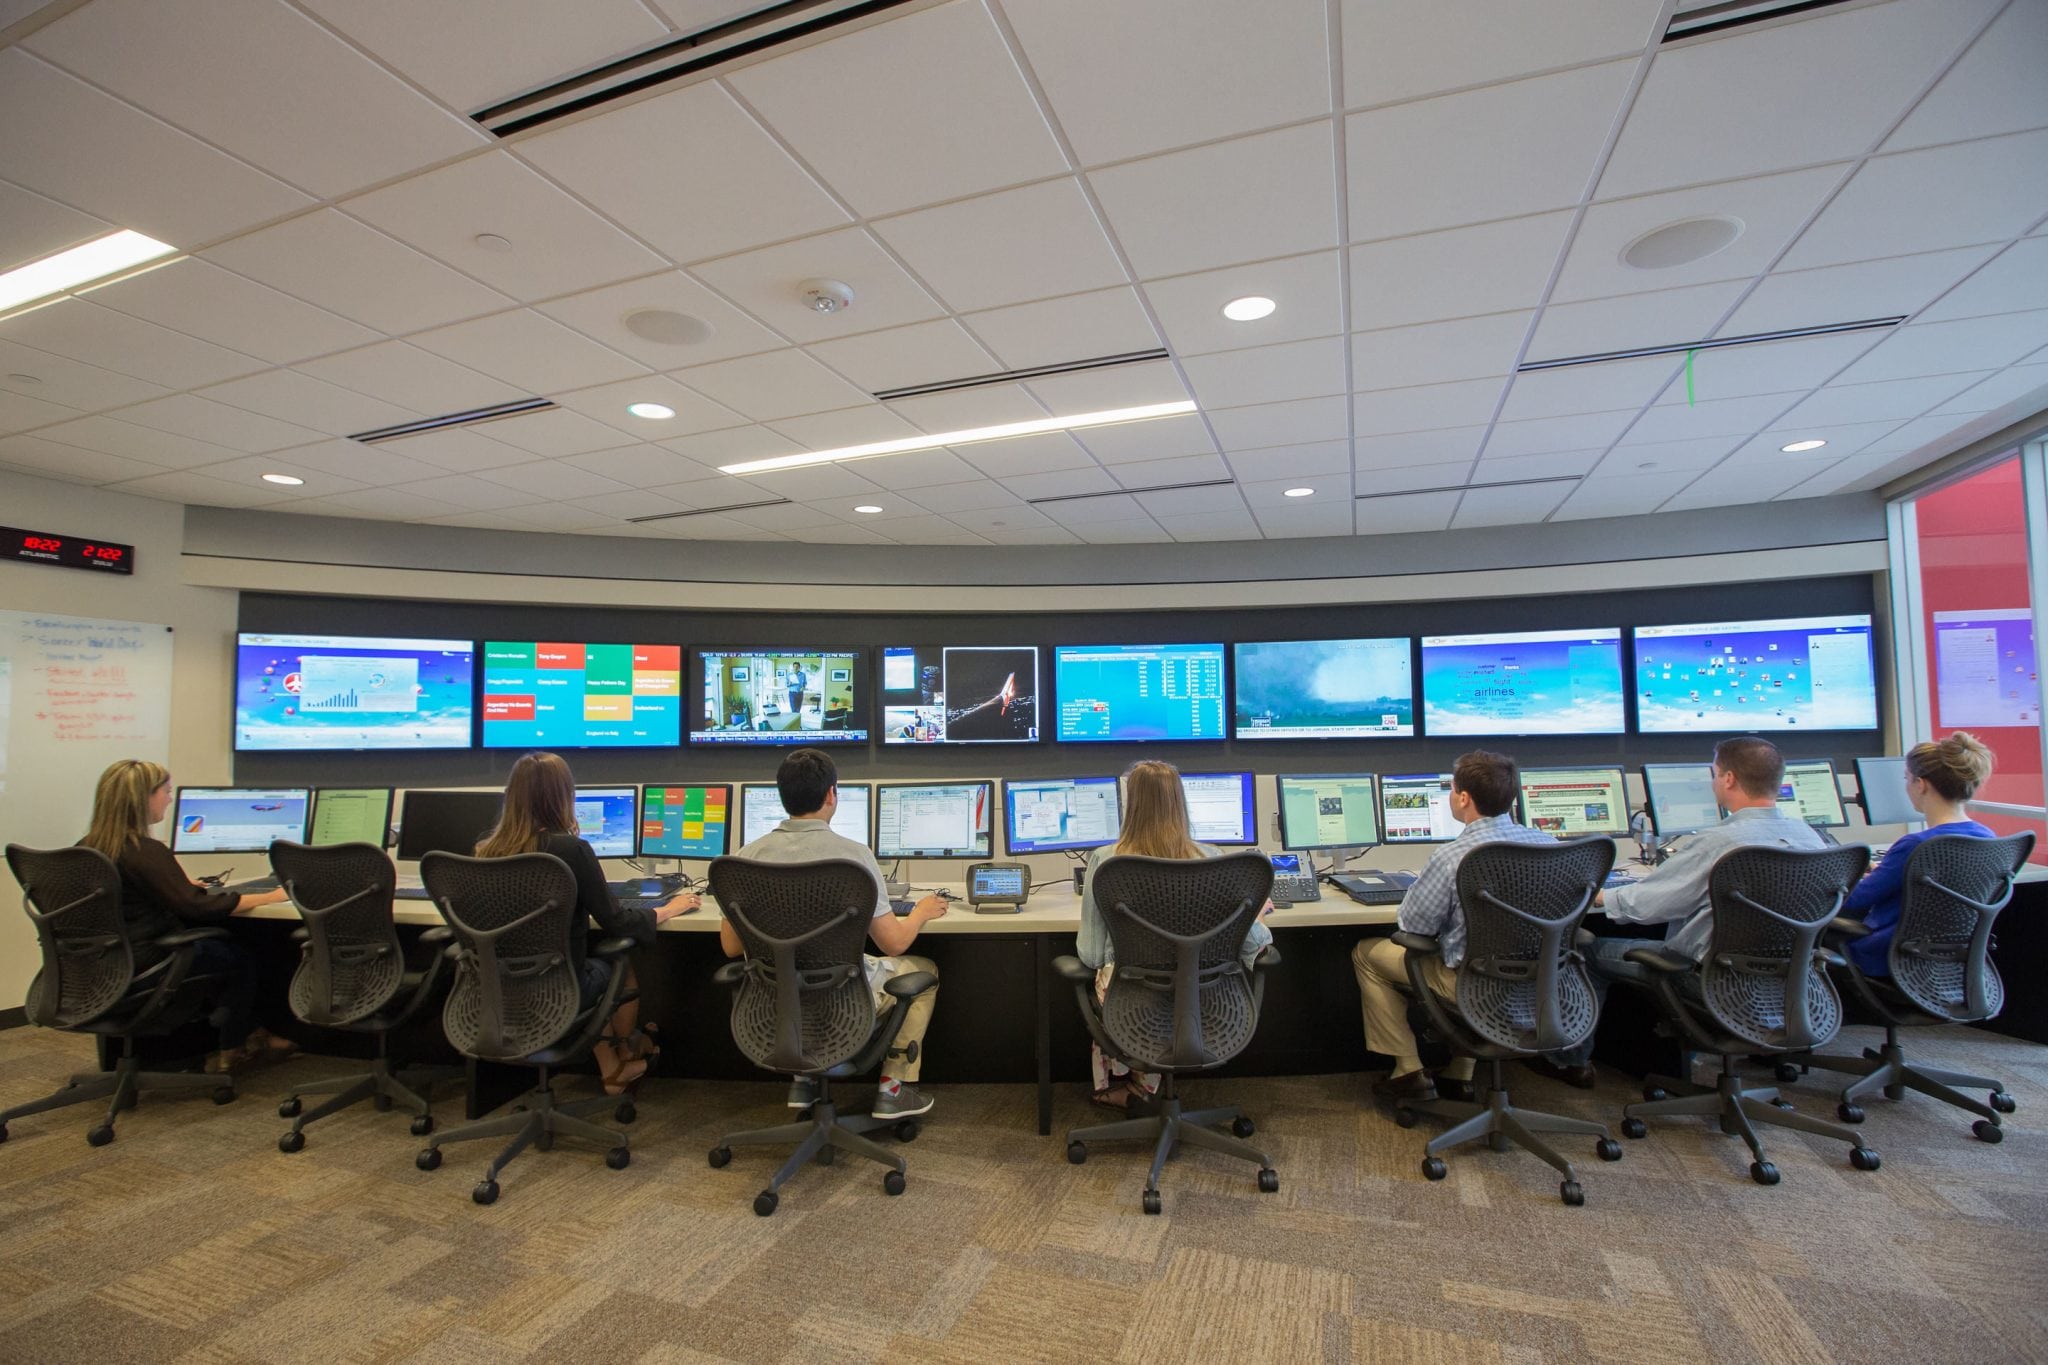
[481,642,681,748]
[1420,628,1624,736]
[235,633,474,751]
[1634,615,1877,732]
[1055,642,1226,742]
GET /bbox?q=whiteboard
[0,609,175,855]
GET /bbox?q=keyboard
[221,875,279,895]
[1330,871,1415,906]
[394,885,431,900]
[618,895,668,912]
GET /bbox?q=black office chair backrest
[1452,837,1615,1054]
[1701,844,1870,1051]
[270,839,403,1028]
[421,850,582,1062]
[1891,832,2034,1022]
[1091,851,1274,1071]
[706,856,878,1075]
[5,844,134,1029]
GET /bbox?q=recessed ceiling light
[0,229,179,316]
[626,402,675,420]
[719,400,1198,476]
[1780,439,1827,452]
[473,232,513,253]
[1222,295,1276,322]
[1283,486,1315,498]
[852,504,883,514]
[1622,217,1744,270]
[260,473,304,486]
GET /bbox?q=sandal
[601,1055,649,1096]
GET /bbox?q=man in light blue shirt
[1354,751,1554,1105]
[1543,736,1824,1074]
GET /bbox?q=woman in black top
[477,752,698,1093]
[78,759,292,1071]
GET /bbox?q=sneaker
[872,1083,934,1119]
[786,1077,818,1109]
[1370,1069,1437,1104]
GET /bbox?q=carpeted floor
[0,1023,2044,1364]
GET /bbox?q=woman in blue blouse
[1843,733,1995,977]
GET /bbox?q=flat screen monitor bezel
[873,780,998,859]
[1852,756,1922,827]
[232,632,477,752]
[1001,774,1123,855]
[689,647,869,746]
[1378,771,1461,844]
[1274,773,1382,852]
[1418,627,1625,737]
[876,644,1045,746]
[1631,613,1879,734]
[636,782,736,859]
[308,786,394,849]
[479,640,685,750]
[1175,770,1259,846]
[735,780,874,847]
[1514,764,1633,839]
[169,786,312,854]
[1052,641,1228,744]
[1780,757,1849,828]
[1640,763,1722,837]
[395,789,506,862]
[573,785,640,858]
[1230,637,1416,741]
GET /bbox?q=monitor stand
[883,857,910,899]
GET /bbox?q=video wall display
[693,649,866,745]
[1932,608,2037,728]
[1634,615,1878,732]
[880,645,1041,744]
[235,633,475,751]
[1055,642,1226,743]
[1421,628,1625,736]
[481,641,682,748]
[1232,637,1414,739]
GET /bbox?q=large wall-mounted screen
[1634,615,1877,732]
[879,645,1041,744]
[692,649,866,745]
[1232,637,1414,739]
[1420,628,1624,736]
[235,633,475,751]
[1933,608,2037,729]
[1055,642,1226,742]
[481,641,682,748]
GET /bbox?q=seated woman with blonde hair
[1842,732,1998,978]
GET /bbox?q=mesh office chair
[412,851,635,1204]
[1054,852,1281,1216]
[704,857,935,1217]
[1393,838,1624,1206]
[269,841,462,1152]
[1620,844,1881,1184]
[1,845,238,1146]
[1784,832,2032,1142]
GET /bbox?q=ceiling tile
[1660,459,1817,511]
[1071,519,1173,544]
[1473,447,1604,481]
[661,426,811,467]
[1353,464,1461,496]
[1142,251,1343,357]
[1112,452,1232,488]
[1160,510,1264,542]
[0,299,265,390]
[1833,310,2048,387]
[874,178,1128,313]
[962,287,1161,371]
[0,338,168,412]
[558,444,724,491]
[1622,392,1799,444]
[887,382,1046,434]
[483,406,639,458]
[1724,418,1905,464]
[1644,332,1881,406]
[1005,0,1330,164]
[87,258,378,365]
[951,431,1094,478]
[0,386,80,435]
[0,180,112,274]
[1341,0,1656,106]
[186,451,366,496]
[0,51,311,247]
[1253,502,1353,538]
[1352,311,1530,391]
[296,340,529,414]
[849,449,982,492]
[766,405,921,451]
[1918,238,2048,324]
[1779,128,2048,271]
[1528,280,1748,360]
[690,228,946,344]
[519,80,850,264]
[1773,372,1989,429]
[1025,358,1187,415]
[1179,338,1348,410]
[1930,362,2048,417]
[382,474,536,512]
[805,321,1000,393]
[549,374,743,440]
[896,481,1022,514]
[1354,489,1459,534]
[1721,246,2001,336]
[1205,395,1349,450]
[0,433,166,484]
[1351,212,1573,330]
[676,349,873,421]
[1347,62,1632,240]
[650,472,794,509]
[28,413,246,469]
[1072,412,1214,465]
[979,525,1082,545]
[1497,357,1673,423]
[1450,479,1577,529]
[28,0,486,198]
[1594,435,1743,474]
[260,436,476,488]
[104,393,324,454]
[110,467,300,508]
[1223,440,1350,482]
[409,309,647,394]
[726,0,1068,216]
[1550,471,1691,521]
[372,427,533,474]
[285,485,466,520]
[997,465,1118,501]
[196,371,415,439]
[1352,425,1486,470]
[1483,408,1636,458]
[739,463,884,502]
[1091,122,1339,279]
[1351,376,1505,436]
[203,209,512,335]
[1885,0,2048,152]
[1597,0,1999,199]
[481,460,632,500]
[536,271,785,370]
[1042,492,1145,526]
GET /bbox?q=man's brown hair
[1451,749,1518,818]
[1712,736,1784,800]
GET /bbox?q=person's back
[1842,733,1998,976]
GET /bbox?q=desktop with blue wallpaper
[1635,615,1877,732]
[234,633,475,751]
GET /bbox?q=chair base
[1792,1028,2011,1130]
[282,1052,464,1145]
[0,1045,232,1145]
[709,1077,914,1214]
[1625,1054,1874,1182]
[1397,1059,1616,1203]
[1064,1074,1276,1213]
[420,1066,628,1199]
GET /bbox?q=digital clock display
[3,525,135,575]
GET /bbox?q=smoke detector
[799,278,854,314]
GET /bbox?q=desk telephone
[1268,852,1320,905]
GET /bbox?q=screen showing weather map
[1934,608,2038,729]
[1420,628,1624,736]
[1634,615,1877,732]
[1055,643,1226,742]
[880,645,1041,744]
[481,642,682,748]
[234,633,474,751]
[1233,637,1414,739]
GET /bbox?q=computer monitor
[1419,627,1625,736]
[1932,608,2038,728]
[638,784,734,859]
[308,788,393,848]
[1177,771,1257,845]
[1003,775,1122,854]
[1641,764,1721,836]
[170,787,311,854]
[875,782,995,859]
[1634,614,1878,732]
[1232,638,1414,739]
[574,786,639,857]
[395,790,504,861]
[1778,758,1848,827]
[481,641,682,748]
[879,645,1042,743]
[234,632,475,751]
[1516,766,1631,838]
[1275,774,1381,851]
[1853,756,1923,827]
[691,649,867,744]
[737,781,872,847]
[1054,642,1227,742]
[1379,773,1461,843]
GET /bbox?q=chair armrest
[1817,947,1848,968]
[713,960,747,987]
[883,970,937,1000]
[1622,945,1694,974]
[1051,954,1096,984]
[1825,916,1872,941]
[419,926,453,945]
[154,927,231,949]
[589,936,636,960]
[290,926,310,944]
[1390,931,1441,956]
[1251,944,1282,971]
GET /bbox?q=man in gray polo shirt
[722,748,949,1118]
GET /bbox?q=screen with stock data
[1055,642,1226,742]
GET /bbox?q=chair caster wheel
[1774,1062,1801,1083]
[278,1097,301,1118]
[87,1124,114,1148]
[883,1169,906,1196]
[1066,1141,1088,1165]
[1971,1118,2003,1144]
[1750,1161,1780,1186]
[606,1146,631,1170]
[1232,1116,1255,1138]
[212,1086,236,1106]
[410,1114,434,1137]
[754,1190,778,1217]
[1141,1189,1162,1215]
[415,1148,441,1171]
[0,1122,8,1144]
[1643,1085,1667,1103]
[1621,1118,1647,1140]
[277,1130,305,1153]
[1850,1146,1881,1171]
[816,1146,835,1166]
[471,1180,499,1206]
[1770,1098,1794,1110]
[1836,1102,1864,1124]
[708,1146,732,1169]
[1393,1107,1417,1129]
[1561,1181,1585,1206]
[1257,1167,1279,1193]
[373,1093,392,1112]
[1990,1091,2017,1115]
[895,1119,920,1142]
[1596,1138,1622,1162]
[615,1101,636,1125]
[1421,1156,1447,1182]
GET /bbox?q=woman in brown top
[79,759,293,1071]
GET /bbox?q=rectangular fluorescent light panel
[0,230,179,315]
[718,400,1198,475]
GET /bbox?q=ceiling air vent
[626,497,794,524]
[348,398,555,444]
[1517,317,1904,374]
[1663,0,1866,43]
[1356,475,1582,501]
[1026,478,1235,507]
[873,349,1172,403]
